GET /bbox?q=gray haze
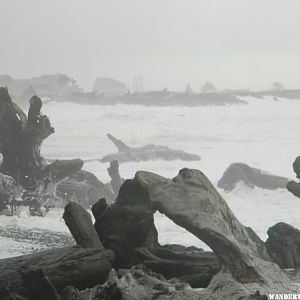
[1,0,300,91]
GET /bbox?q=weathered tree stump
[0,87,83,191]
[63,202,104,249]
[101,133,200,163]
[107,160,124,195]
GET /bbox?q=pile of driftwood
[0,88,121,214]
[1,168,300,300]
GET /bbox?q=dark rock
[218,162,288,191]
[101,133,200,163]
[287,157,300,198]
[56,170,114,208]
[266,222,300,268]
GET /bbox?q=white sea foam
[1,96,300,257]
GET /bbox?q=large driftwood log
[134,246,220,288]
[0,246,114,295]
[0,87,83,190]
[63,202,104,249]
[100,133,200,163]
[130,168,298,299]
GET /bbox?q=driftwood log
[0,246,114,296]
[134,246,220,288]
[0,87,83,190]
[107,168,298,299]
[107,160,124,195]
[63,202,104,249]
[100,133,200,163]
[60,265,191,300]
[20,268,61,300]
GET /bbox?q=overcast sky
[1,0,300,91]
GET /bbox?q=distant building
[201,81,216,93]
[93,77,127,96]
[0,74,82,100]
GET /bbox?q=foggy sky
[1,0,300,91]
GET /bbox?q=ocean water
[1,96,300,257]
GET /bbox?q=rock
[56,170,114,208]
[218,162,288,191]
[133,168,297,298]
[266,222,300,268]
[287,157,300,198]
[101,133,200,163]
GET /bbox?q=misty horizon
[1,0,300,91]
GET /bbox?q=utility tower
[133,75,143,93]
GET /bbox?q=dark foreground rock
[266,222,300,269]
[56,170,115,208]
[101,133,200,163]
[218,162,288,191]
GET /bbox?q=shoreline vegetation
[2,74,300,107]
